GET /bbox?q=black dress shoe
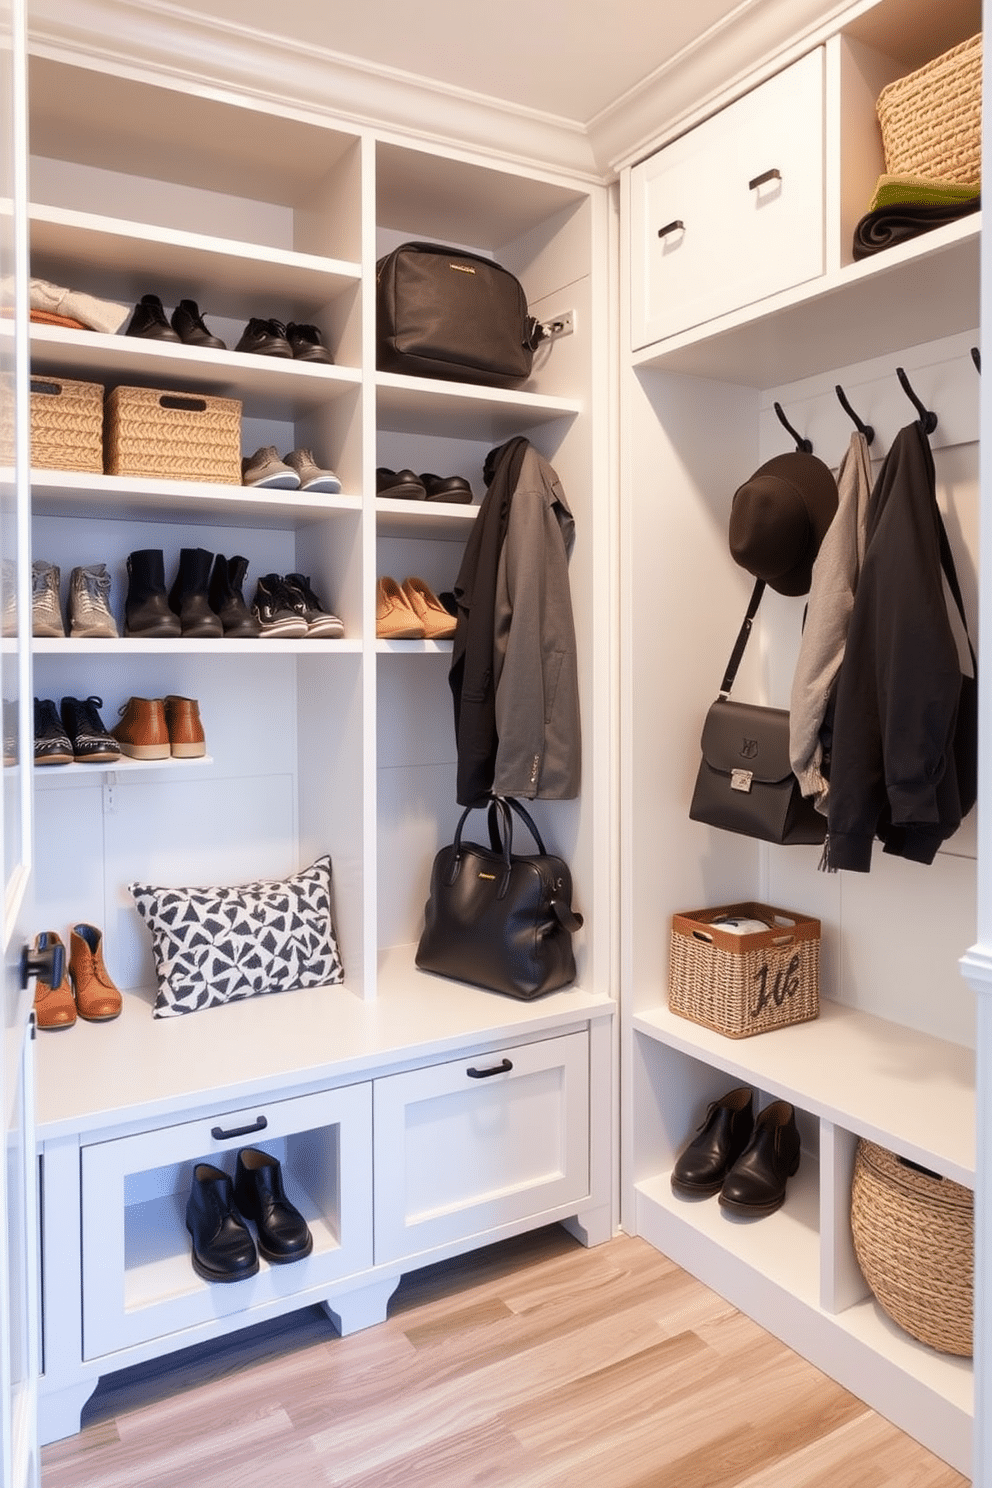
[186,1164,259,1283]
[124,293,181,342]
[376,467,426,500]
[671,1085,754,1196]
[235,317,294,357]
[234,1148,313,1263]
[420,472,474,503]
[170,298,226,349]
[286,321,334,364]
[719,1100,801,1217]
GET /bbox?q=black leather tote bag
[416,797,583,998]
[376,241,542,387]
[689,579,825,846]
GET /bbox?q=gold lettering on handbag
[450,263,476,274]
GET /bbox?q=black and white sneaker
[251,575,308,639]
[283,574,344,638]
[59,696,121,764]
[34,698,73,766]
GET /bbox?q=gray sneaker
[32,560,65,638]
[68,563,119,638]
[2,558,17,638]
[241,446,300,489]
[282,449,342,493]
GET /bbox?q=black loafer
[286,321,334,364]
[185,1164,259,1283]
[376,467,427,500]
[235,317,294,357]
[421,472,474,503]
[719,1100,801,1217]
[671,1086,754,1196]
[234,1148,313,1263]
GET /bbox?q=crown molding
[27,0,858,183]
[26,0,602,184]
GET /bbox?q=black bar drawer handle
[657,219,685,239]
[748,168,781,191]
[466,1058,513,1079]
[210,1114,268,1140]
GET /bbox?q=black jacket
[825,421,976,870]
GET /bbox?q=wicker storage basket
[876,33,982,185]
[30,375,104,473]
[851,1139,973,1357]
[104,385,241,484]
[669,901,819,1039]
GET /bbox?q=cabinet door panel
[373,1031,590,1264]
[80,1083,372,1359]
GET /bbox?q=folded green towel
[868,173,981,213]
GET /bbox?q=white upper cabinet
[630,49,825,351]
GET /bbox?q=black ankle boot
[124,293,181,342]
[124,549,182,638]
[208,554,260,638]
[169,548,223,638]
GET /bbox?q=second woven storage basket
[30,375,103,473]
[851,1139,973,1357]
[668,901,819,1039]
[876,33,982,185]
[105,385,241,484]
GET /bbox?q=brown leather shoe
[402,576,456,640]
[69,924,122,1021]
[112,697,170,760]
[33,931,76,1030]
[164,695,206,758]
[376,576,424,639]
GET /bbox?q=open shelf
[375,371,581,440]
[31,470,361,529]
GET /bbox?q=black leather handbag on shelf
[376,241,543,388]
[689,579,826,846]
[415,796,583,999]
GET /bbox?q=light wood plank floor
[41,1226,968,1487]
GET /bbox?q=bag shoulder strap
[720,578,766,698]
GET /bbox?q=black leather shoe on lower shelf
[185,1164,259,1283]
[170,298,226,349]
[718,1100,801,1217]
[286,321,334,363]
[671,1085,754,1197]
[234,316,293,357]
[124,293,181,342]
[234,1148,313,1263]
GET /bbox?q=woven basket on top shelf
[30,375,104,473]
[876,33,982,186]
[851,1138,973,1357]
[104,385,242,484]
[668,901,819,1039]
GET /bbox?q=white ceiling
[171,0,750,125]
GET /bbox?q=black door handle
[210,1115,268,1141]
[466,1059,513,1079]
[748,168,782,191]
[657,219,685,239]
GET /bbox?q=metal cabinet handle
[657,219,685,239]
[466,1058,513,1079]
[748,168,781,191]
[210,1114,268,1140]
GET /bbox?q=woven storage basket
[876,33,982,185]
[105,385,241,484]
[30,375,104,473]
[851,1139,973,1357]
[669,901,819,1038]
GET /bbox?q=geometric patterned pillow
[129,855,344,1018]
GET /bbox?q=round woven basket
[850,1138,973,1357]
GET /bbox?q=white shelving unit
[620,0,981,1474]
[24,42,615,1446]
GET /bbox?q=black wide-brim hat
[728,451,839,597]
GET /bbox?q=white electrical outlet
[542,309,575,342]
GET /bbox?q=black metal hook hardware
[971,346,981,374]
[834,384,875,446]
[773,401,813,453]
[895,367,938,434]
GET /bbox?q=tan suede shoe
[402,576,456,640]
[69,924,122,1022]
[112,697,170,760]
[33,931,76,1030]
[164,695,206,758]
[376,576,424,639]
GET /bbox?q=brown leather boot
[164,695,206,758]
[69,924,122,1021]
[112,696,170,759]
[33,931,76,1030]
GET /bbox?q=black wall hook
[773,401,813,453]
[895,367,938,435]
[972,346,981,374]
[835,384,875,446]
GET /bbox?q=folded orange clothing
[0,306,90,330]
